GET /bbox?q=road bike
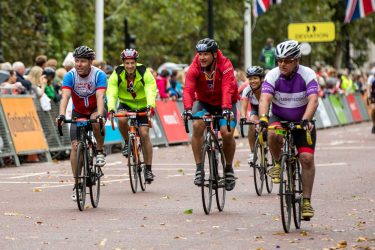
[111,111,150,193]
[184,113,230,214]
[268,121,312,233]
[58,118,104,211]
[240,119,273,196]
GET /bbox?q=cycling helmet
[42,67,56,78]
[246,66,265,78]
[275,40,301,59]
[195,38,218,53]
[121,49,139,60]
[73,46,95,60]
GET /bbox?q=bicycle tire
[89,163,101,208]
[201,143,213,215]
[292,158,302,229]
[137,139,146,191]
[128,138,138,193]
[280,155,292,233]
[214,142,226,211]
[75,142,87,211]
[252,138,264,196]
[264,145,273,193]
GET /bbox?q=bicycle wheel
[252,138,264,196]
[264,145,274,193]
[89,160,102,208]
[214,143,226,212]
[128,138,138,193]
[292,158,302,229]
[201,143,213,215]
[280,155,292,233]
[137,139,146,191]
[75,142,87,211]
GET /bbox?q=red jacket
[183,50,239,110]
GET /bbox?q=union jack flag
[345,0,375,23]
[253,0,283,17]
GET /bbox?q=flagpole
[244,0,252,69]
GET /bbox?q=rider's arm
[183,63,199,110]
[220,58,236,109]
[144,69,157,108]
[240,98,249,118]
[95,70,107,116]
[258,93,273,117]
[59,88,72,115]
[302,94,318,121]
[106,70,119,112]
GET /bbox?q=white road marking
[9,171,58,179]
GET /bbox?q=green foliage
[0,0,374,69]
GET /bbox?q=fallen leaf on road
[177,169,185,175]
[160,223,165,226]
[232,197,237,201]
[212,226,220,229]
[356,237,368,242]
[255,236,263,241]
[183,209,193,214]
[5,236,16,240]
[174,236,187,240]
[332,229,345,232]
[300,231,309,236]
[4,212,20,216]
[140,224,145,227]
[236,228,248,231]
[99,238,107,246]
[273,232,286,236]
[161,195,171,200]
[335,240,347,249]
[35,221,43,225]
[196,231,204,235]
[234,160,241,168]
[32,188,43,192]
[185,219,192,222]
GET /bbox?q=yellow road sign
[288,22,335,42]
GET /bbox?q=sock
[97,150,104,155]
[146,165,152,171]
[303,198,311,204]
[196,163,203,171]
[225,164,233,173]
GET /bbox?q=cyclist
[367,68,375,133]
[183,38,239,191]
[106,49,157,183]
[258,40,319,220]
[57,45,107,200]
[240,66,265,163]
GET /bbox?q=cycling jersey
[262,65,318,121]
[241,85,259,115]
[183,50,238,110]
[62,66,107,115]
[106,63,157,111]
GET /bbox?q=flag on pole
[345,0,375,23]
[253,0,283,17]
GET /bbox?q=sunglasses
[277,58,295,64]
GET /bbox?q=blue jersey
[262,65,318,121]
[62,66,107,115]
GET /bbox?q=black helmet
[43,67,56,78]
[196,38,218,53]
[73,46,95,60]
[246,66,265,78]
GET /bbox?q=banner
[155,100,189,144]
[316,98,332,128]
[0,97,48,153]
[346,94,362,122]
[328,95,348,124]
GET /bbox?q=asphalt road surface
[1,122,375,250]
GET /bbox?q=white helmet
[275,40,301,59]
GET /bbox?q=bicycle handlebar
[183,114,231,134]
[239,119,257,138]
[57,118,104,137]
[267,121,313,145]
[110,111,151,131]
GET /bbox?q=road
[1,122,375,249]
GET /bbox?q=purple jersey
[262,65,318,121]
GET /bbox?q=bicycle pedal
[302,217,311,221]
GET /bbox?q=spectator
[54,68,67,95]
[168,70,182,100]
[0,70,26,95]
[62,52,75,72]
[147,67,157,80]
[46,58,58,69]
[12,61,32,92]
[92,60,106,71]
[338,69,356,95]
[236,69,249,95]
[43,67,61,102]
[156,69,170,100]
[259,38,276,70]
[353,72,366,95]
[0,62,12,71]
[35,55,48,68]
[27,66,45,98]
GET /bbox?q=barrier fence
[0,93,371,167]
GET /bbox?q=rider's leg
[139,126,152,165]
[299,152,315,199]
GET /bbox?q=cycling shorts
[118,103,149,126]
[70,108,107,141]
[269,115,316,154]
[192,101,237,128]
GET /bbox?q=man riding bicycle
[240,66,265,163]
[258,40,319,220]
[183,38,238,191]
[57,45,107,201]
[106,49,157,183]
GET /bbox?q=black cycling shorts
[269,115,316,154]
[70,109,107,141]
[118,103,149,126]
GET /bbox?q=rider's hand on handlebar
[56,114,65,125]
[240,117,246,125]
[222,109,234,121]
[147,105,155,117]
[183,109,193,120]
[259,115,269,129]
[301,119,314,131]
[96,114,106,124]
[108,110,115,120]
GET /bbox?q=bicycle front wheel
[201,145,213,215]
[137,140,146,191]
[89,162,102,208]
[128,138,138,193]
[214,143,226,212]
[264,145,273,193]
[280,155,292,233]
[252,138,264,196]
[292,158,302,229]
[75,142,87,211]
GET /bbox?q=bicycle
[111,111,150,193]
[240,119,273,196]
[268,121,312,233]
[57,118,104,211]
[184,113,231,215]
